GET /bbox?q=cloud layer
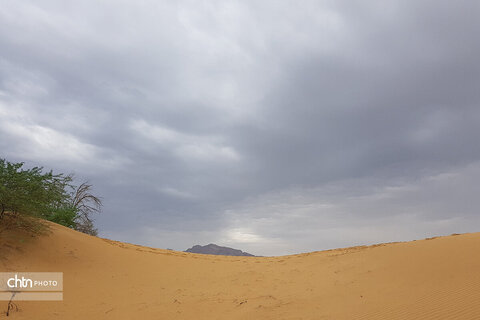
[1,1,479,255]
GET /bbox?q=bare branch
[71,181,102,236]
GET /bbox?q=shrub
[0,158,102,235]
[46,206,77,229]
[0,159,71,219]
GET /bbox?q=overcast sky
[1,1,480,256]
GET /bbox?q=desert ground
[1,222,480,319]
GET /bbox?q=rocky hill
[185,243,255,256]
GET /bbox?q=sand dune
[1,223,480,319]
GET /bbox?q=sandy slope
[1,223,480,319]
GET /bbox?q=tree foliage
[47,206,78,229]
[0,158,102,235]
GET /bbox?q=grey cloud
[221,162,480,255]
[1,1,479,255]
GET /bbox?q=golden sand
[1,223,480,319]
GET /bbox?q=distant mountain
[184,244,255,256]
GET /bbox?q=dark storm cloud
[1,0,479,255]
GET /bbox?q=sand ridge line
[3,224,480,319]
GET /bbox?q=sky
[1,1,480,256]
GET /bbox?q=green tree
[0,159,102,236]
[47,206,77,229]
[0,159,72,220]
